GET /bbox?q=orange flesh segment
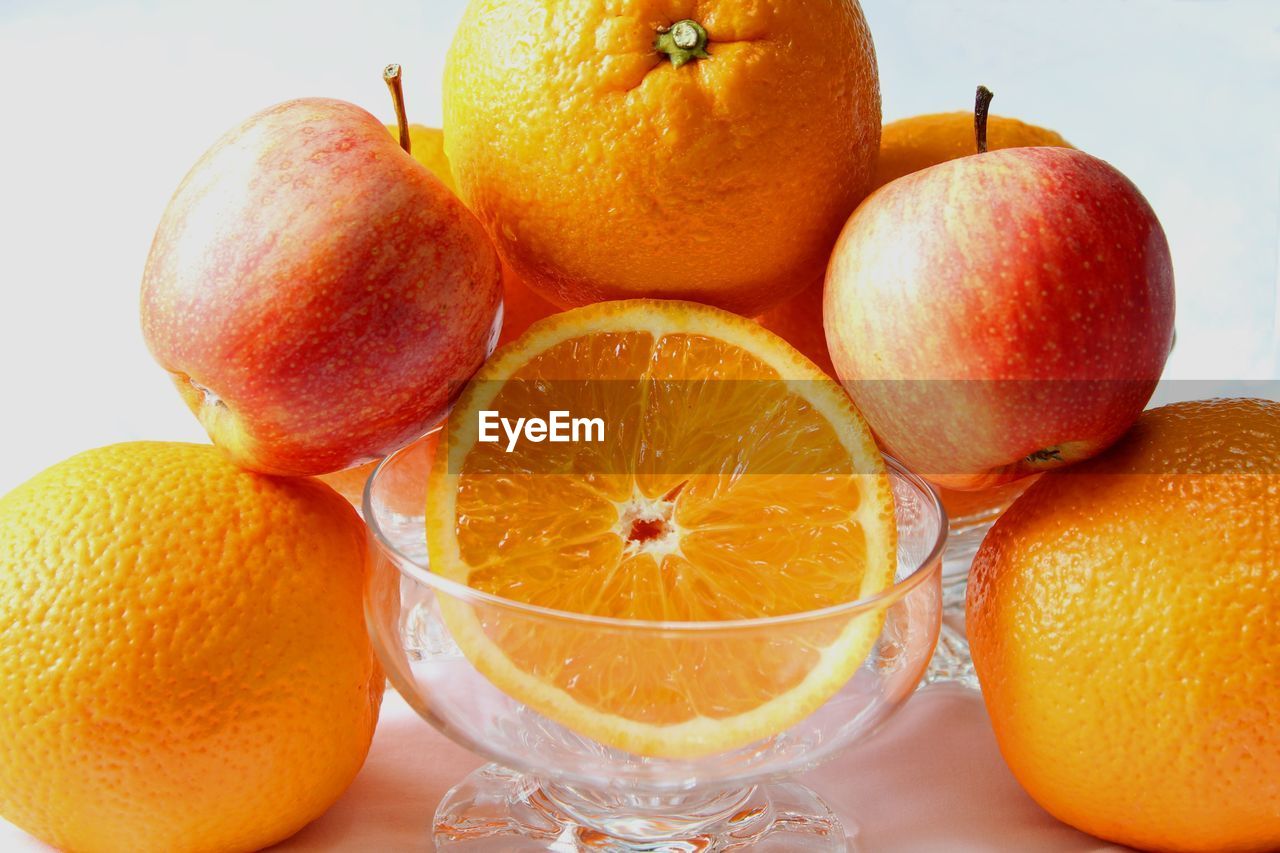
[455,332,871,622]
[428,302,897,750]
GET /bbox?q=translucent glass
[363,433,947,850]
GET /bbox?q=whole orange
[0,443,383,853]
[761,111,1071,376]
[874,111,1071,189]
[383,123,558,347]
[387,123,458,189]
[754,274,833,375]
[443,0,882,315]
[968,399,1280,853]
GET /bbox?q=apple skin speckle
[141,98,502,477]
[824,147,1175,492]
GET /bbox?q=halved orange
[426,300,897,757]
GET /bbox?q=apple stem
[975,85,994,154]
[383,63,412,155]
[655,20,711,68]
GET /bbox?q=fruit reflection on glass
[367,299,948,845]
[969,399,1280,853]
[0,444,382,853]
[142,82,503,478]
[443,0,883,315]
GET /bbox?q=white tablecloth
[0,685,1127,852]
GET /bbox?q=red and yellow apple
[825,146,1175,491]
[384,122,559,348]
[142,98,502,477]
[760,109,1073,378]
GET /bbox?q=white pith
[613,485,686,560]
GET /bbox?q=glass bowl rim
[362,432,949,633]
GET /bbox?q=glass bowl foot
[922,577,978,689]
[434,764,851,851]
[939,503,1004,589]
[923,496,1015,690]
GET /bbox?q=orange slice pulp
[426,300,897,757]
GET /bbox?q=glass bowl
[925,478,1038,687]
[363,432,947,851]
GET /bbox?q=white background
[1,0,1278,491]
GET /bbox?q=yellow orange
[875,111,1071,188]
[0,443,382,853]
[387,123,458,191]
[444,1,882,315]
[755,274,833,376]
[762,111,1072,376]
[318,428,437,512]
[968,399,1280,853]
[427,300,897,757]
